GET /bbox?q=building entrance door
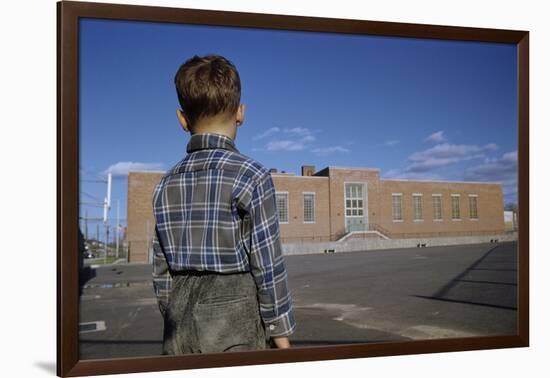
[344,182,368,232]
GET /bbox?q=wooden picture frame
[57,1,529,376]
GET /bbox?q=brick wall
[126,171,164,263]
[378,179,505,238]
[271,174,331,242]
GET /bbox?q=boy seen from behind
[152,54,296,354]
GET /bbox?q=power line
[80,202,104,208]
[81,179,108,183]
[80,191,102,201]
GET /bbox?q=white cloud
[253,126,351,155]
[281,127,316,142]
[382,168,444,181]
[252,127,280,141]
[384,140,400,146]
[425,131,446,143]
[253,127,318,152]
[253,127,315,141]
[405,143,498,173]
[310,146,350,155]
[102,161,165,177]
[464,151,518,204]
[266,140,306,151]
[285,127,309,134]
[409,143,497,161]
[384,132,516,203]
[464,151,517,182]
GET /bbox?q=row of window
[274,190,480,225]
[392,193,478,221]
[275,192,315,223]
[276,184,364,224]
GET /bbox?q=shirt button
[269,325,275,330]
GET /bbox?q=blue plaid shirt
[152,132,296,337]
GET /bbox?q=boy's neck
[190,119,236,141]
[192,129,235,141]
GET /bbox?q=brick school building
[126,165,505,263]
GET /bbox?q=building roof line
[271,174,328,179]
[381,178,502,185]
[326,166,380,172]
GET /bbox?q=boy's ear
[236,103,246,128]
[176,109,190,133]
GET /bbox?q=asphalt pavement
[79,241,518,359]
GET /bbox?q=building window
[392,194,403,221]
[413,194,423,221]
[432,194,442,221]
[469,194,478,219]
[303,193,315,223]
[345,184,364,217]
[275,192,289,223]
[451,194,461,220]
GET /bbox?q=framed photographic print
[57,0,529,376]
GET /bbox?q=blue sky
[79,18,518,238]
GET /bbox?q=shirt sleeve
[246,172,296,338]
[152,224,172,317]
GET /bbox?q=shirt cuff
[264,310,297,338]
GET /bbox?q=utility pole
[84,209,88,240]
[116,200,120,259]
[103,172,112,265]
[104,225,109,265]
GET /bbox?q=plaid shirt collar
[186,133,239,154]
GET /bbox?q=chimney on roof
[301,165,315,176]
[269,168,278,174]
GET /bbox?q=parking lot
[79,241,517,359]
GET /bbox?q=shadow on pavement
[413,242,518,311]
[412,295,517,310]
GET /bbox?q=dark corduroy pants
[161,270,270,354]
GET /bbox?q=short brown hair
[174,54,241,129]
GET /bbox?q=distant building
[504,210,518,231]
[126,165,505,263]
